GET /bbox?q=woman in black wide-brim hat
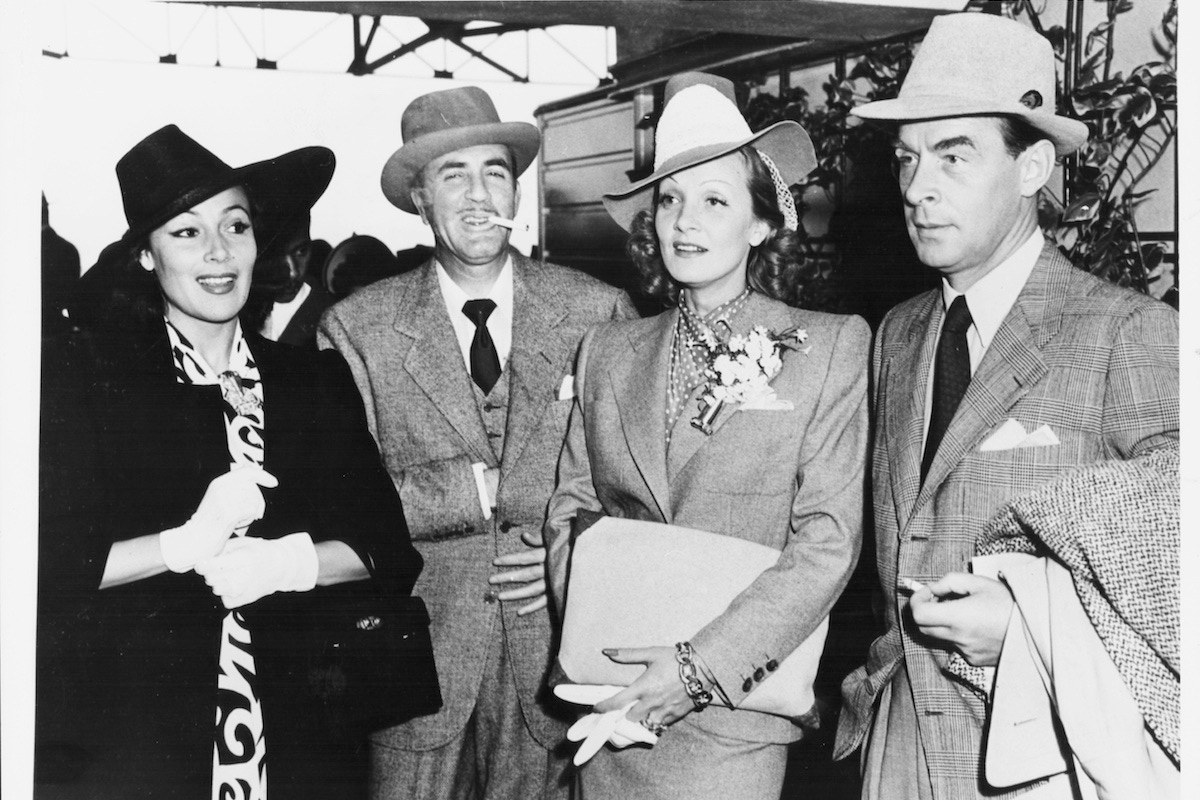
[36,125,434,799]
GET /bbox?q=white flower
[761,351,783,379]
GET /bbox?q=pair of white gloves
[159,465,318,608]
[554,684,662,766]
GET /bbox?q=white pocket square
[741,397,795,411]
[980,419,1060,452]
[738,387,794,411]
[557,375,575,401]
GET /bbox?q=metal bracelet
[675,641,713,711]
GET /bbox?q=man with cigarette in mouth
[319,85,634,800]
[835,13,1179,799]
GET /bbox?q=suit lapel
[501,254,571,478]
[610,311,675,522]
[912,244,1062,514]
[394,263,494,464]
[885,292,940,529]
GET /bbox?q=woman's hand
[195,532,318,609]
[159,465,278,573]
[592,646,696,730]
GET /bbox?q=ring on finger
[639,717,668,736]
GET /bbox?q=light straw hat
[851,13,1088,155]
[603,72,816,232]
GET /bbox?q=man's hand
[490,528,547,615]
[908,572,1014,666]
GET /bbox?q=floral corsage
[689,325,809,435]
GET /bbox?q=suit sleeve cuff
[471,462,494,520]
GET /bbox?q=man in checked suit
[835,13,1178,799]
[319,86,635,800]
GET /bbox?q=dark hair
[627,146,807,307]
[70,186,265,334]
[995,116,1053,158]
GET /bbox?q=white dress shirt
[261,281,311,342]
[924,231,1043,438]
[435,257,515,519]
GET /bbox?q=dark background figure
[247,210,337,349]
[42,193,81,340]
[322,235,413,297]
[307,238,332,284]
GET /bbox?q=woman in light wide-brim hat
[544,72,871,798]
[36,125,429,799]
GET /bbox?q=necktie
[463,299,501,394]
[921,294,973,482]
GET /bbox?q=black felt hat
[115,124,335,246]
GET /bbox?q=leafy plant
[1009,0,1177,298]
[743,1,1176,302]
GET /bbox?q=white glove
[194,532,318,609]
[160,465,278,573]
[555,684,660,765]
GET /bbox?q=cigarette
[488,216,529,232]
[898,577,926,594]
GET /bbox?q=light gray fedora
[380,85,540,214]
[852,13,1088,155]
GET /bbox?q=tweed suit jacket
[318,250,635,750]
[545,292,871,744]
[835,242,1179,798]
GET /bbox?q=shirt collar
[941,230,1043,349]
[435,255,514,316]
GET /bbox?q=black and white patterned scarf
[665,288,751,446]
[166,319,269,800]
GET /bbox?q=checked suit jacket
[835,242,1179,799]
[546,292,871,745]
[318,249,635,750]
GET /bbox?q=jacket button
[499,521,514,532]
[766,659,778,672]
[742,678,753,693]
[483,589,498,604]
[464,524,474,534]
[753,667,765,682]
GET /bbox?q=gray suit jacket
[546,292,871,744]
[319,250,635,749]
[836,243,1179,799]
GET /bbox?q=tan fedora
[852,13,1088,156]
[603,72,816,232]
[380,85,541,214]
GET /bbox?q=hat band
[755,149,798,232]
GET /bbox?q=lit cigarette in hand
[488,216,530,232]
[898,577,926,594]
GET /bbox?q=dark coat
[276,282,337,349]
[35,321,426,799]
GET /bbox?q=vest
[474,363,510,464]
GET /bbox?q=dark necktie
[463,299,501,394]
[921,295,973,482]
